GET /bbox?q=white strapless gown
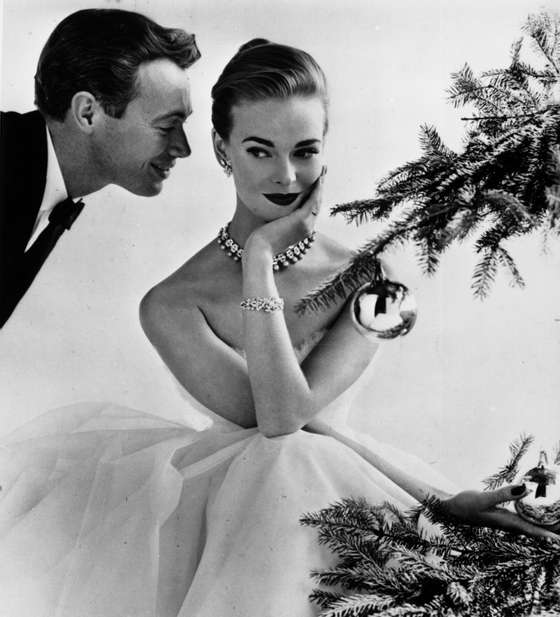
[0,335,456,617]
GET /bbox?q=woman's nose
[272,157,296,186]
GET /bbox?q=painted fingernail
[511,484,526,496]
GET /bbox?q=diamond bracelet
[240,297,285,312]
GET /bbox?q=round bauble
[351,279,418,341]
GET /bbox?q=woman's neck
[227,203,267,248]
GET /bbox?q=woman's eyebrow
[241,137,321,147]
[242,136,274,146]
[295,139,321,147]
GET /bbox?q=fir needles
[301,495,560,616]
[301,11,560,311]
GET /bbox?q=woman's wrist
[241,239,277,301]
[242,234,274,270]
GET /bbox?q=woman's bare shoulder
[314,233,395,278]
[309,233,354,276]
[139,241,229,334]
[318,233,353,259]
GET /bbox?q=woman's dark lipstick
[263,193,300,206]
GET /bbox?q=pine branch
[306,11,560,308]
[448,63,505,115]
[300,426,560,617]
[295,249,383,314]
[418,124,455,159]
[471,247,500,299]
[483,433,534,490]
[316,592,399,617]
[524,13,560,75]
[330,196,399,225]
[415,238,440,276]
[460,111,543,121]
[497,246,526,290]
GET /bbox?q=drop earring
[221,159,232,177]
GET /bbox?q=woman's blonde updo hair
[211,38,328,139]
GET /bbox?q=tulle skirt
[0,402,453,617]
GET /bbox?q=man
[0,8,200,328]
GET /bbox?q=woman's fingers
[442,486,560,541]
[475,484,530,509]
[245,166,326,254]
[478,507,560,541]
[298,166,326,222]
[443,485,528,517]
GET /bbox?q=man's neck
[47,120,107,198]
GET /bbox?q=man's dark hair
[35,9,201,121]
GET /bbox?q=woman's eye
[246,148,270,158]
[159,126,174,134]
[295,148,319,159]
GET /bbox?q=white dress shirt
[25,125,69,251]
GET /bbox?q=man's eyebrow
[153,110,191,122]
[241,137,322,147]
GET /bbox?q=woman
[0,39,554,617]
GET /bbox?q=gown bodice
[172,327,378,431]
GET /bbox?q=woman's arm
[140,292,257,427]
[141,259,379,434]
[308,419,559,540]
[241,237,378,436]
[237,172,382,436]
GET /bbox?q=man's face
[92,58,192,196]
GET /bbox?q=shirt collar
[38,124,69,215]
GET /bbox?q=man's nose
[169,126,191,158]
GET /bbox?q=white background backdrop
[1,0,558,487]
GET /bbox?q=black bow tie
[0,197,85,327]
[47,196,85,230]
[26,196,85,266]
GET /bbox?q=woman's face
[216,96,326,221]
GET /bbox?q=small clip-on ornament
[515,448,560,532]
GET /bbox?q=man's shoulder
[1,109,45,134]
[1,110,46,160]
[1,110,48,217]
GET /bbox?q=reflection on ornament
[351,279,418,341]
[515,446,560,531]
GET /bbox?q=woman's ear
[212,129,233,177]
[212,128,229,166]
[69,91,100,133]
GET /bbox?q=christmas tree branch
[304,11,560,309]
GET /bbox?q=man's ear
[69,92,102,133]
[211,128,230,167]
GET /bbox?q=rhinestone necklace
[217,223,316,271]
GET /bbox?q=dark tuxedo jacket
[0,110,48,328]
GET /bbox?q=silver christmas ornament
[514,445,560,532]
[351,279,418,341]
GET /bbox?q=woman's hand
[310,424,558,541]
[244,167,325,259]
[441,484,560,540]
